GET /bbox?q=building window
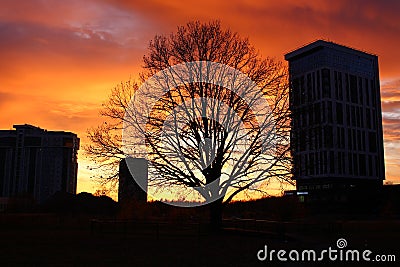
[300,131,306,151]
[317,126,322,150]
[300,76,305,105]
[308,128,313,150]
[347,128,352,149]
[309,105,314,125]
[358,77,364,105]
[322,68,331,98]
[342,152,346,174]
[307,73,313,102]
[292,78,300,106]
[324,125,333,148]
[329,151,335,174]
[368,155,373,177]
[345,74,350,102]
[317,70,321,99]
[310,153,314,175]
[371,80,376,106]
[349,152,353,175]
[366,109,371,128]
[338,72,343,100]
[312,72,317,100]
[304,154,308,176]
[337,127,345,149]
[365,78,370,107]
[351,106,356,127]
[334,71,339,99]
[369,132,377,152]
[314,103,321,124]
[336,103,343,124]
[327,101,333,123]
[371,109,377,130]
[341,128,345,149]
[361,131,366,152]
[359,154,366,176]
[357,130,362,151]
[350,75,358,103]
[338,151,342,174]
[323,151,328,174]
[360,107,364,128]
[353,153,359,176]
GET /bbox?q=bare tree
[86,21,292,227]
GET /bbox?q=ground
[0,213,399,267]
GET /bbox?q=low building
[118,157,148,204]
[0,124,79,204]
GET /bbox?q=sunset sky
[1,0,399,195]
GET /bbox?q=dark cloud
[381,79,400,100]
[382,100,400,112]
[0,20,127,62]
[383,114,400,141]
[102,0,400,75]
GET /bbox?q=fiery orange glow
[1,0,399,194]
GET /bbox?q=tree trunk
[208,197,223,232]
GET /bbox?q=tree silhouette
[86,21,292,228]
